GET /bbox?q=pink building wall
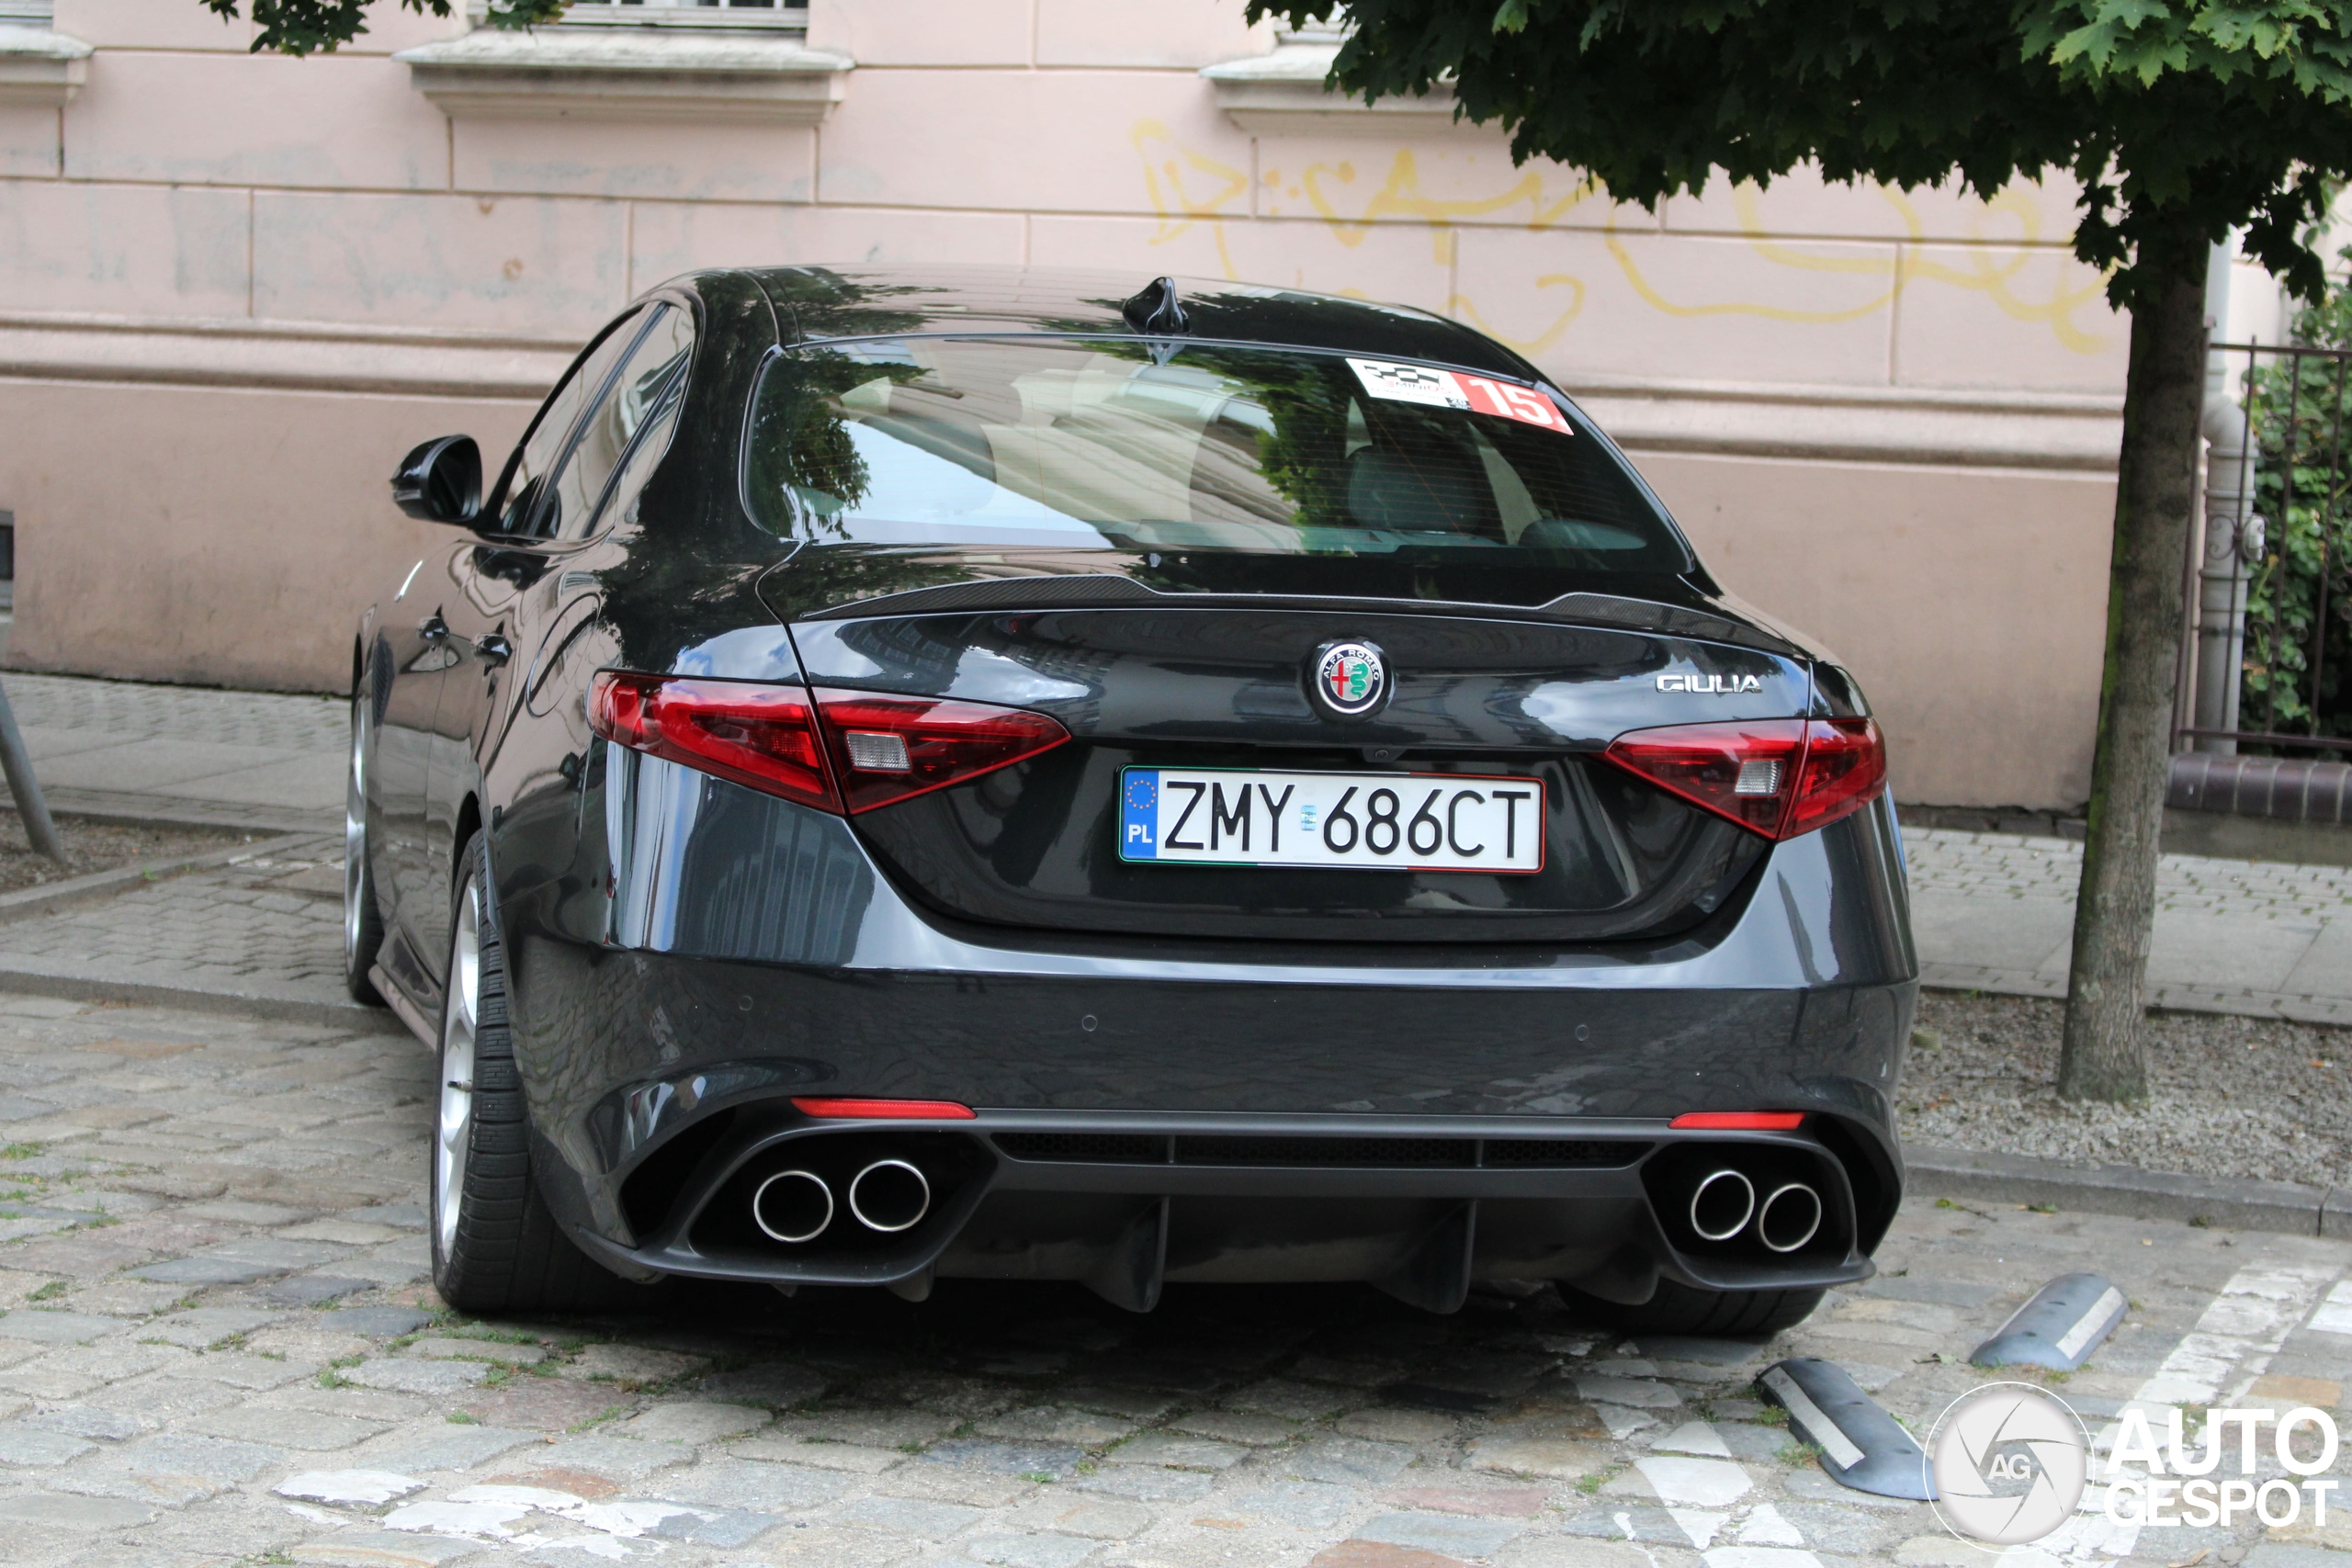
[0,0,2130,807]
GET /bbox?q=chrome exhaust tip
[848,1158,931,1234]
[751,1169,832,1244]
[1689,1168,1756,1242]
[1757,1181,1824,1253]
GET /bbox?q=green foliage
[2237,273,2352,741]
[202,0,566,56]
[1245,0,2352,305]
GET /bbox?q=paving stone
[1069,1466,1217,1503]
[1169,1410,1300,1447]
[964,1531,1100,1568]
[559,1342,706,1385]
[0,1311,125,1344]
[1355,1512,1528,1558]
[345,1424,544,1474]
[0,1422,96,1465]
[841,1494,987,1538]
[345,1359,490,1394]
[529,1432,696,1481]
[174,1351,318,1389]
[319,1305,435,1338]
[777,1407,956,1450]
[1214,1480,1362,1529]
[0,1490,157,1529]
[258,1275,372,1307]
[409,1337,546,1366]
[292,1527,486,1564]
[184,1403,389,1450]
[978,1404,1141,1448]
[616,1400,768,1444]
[145,1306,282,1348]
[1105,1431,1249,1472]
[652,1454,852,1512]
[1290,1437,1418,1485]
[458,1379,630,1432]
[692,1359,828,1408]
[929,1438,1089,1479]
[23,1405,147,1441]
[275,1469,427,1505]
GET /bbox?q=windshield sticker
[1346,358,1570,434]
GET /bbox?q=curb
[0,830,324,926]
[1906,1142,2352,1240]
[0,789,337,837]
[0,965,408,1032]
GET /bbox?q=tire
[430,837,647,1315]
[344,693,387,1007]
[1564,1280,1826,1337]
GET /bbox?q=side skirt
[371,964,438,1050]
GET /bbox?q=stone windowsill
[1200,26,1459,136]
[0,24,91,108]
[393,25,851,124]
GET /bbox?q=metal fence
[2175,339,2352,761]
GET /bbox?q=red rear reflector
[1670,1111,1806,1131]
[814,690,1069,814]
[1603,716,1884,840]
[589,673,1069,817]
[590,672,839,812]
[791,1097,977,1121]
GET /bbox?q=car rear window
[741,336,1690,573]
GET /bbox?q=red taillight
[589,672,1069,817]
[791,1097,976,1120]
[590,672,838,812]
[1670,1111,1807,1131]
[813,691,1069,814]
[1603,716,1884,840]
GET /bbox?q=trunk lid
[779,591,1812,943]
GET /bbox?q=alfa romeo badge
[1310,640,1389,719]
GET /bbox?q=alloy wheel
[344,703,368,972]
[435,877,481,1260]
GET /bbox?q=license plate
[1119,768,1544,873]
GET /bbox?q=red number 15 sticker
[1458,375,1566,431]
[1345,357,1570,434]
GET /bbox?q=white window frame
[468,0,809,31]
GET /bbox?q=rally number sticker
[1345,357,1570,434]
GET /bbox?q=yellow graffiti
[1451,275,1589,355]
[1129,123,2116,358]
[1298,149,1604,246]
[1130,120,1249,279]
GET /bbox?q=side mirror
[391,435,482,525]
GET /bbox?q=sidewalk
[4,670,341,834]
[1905,825,2352,1025]
[0,671,2346,1027]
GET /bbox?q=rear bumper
[575,1106,1882,1311]
[492,762,1917,1302]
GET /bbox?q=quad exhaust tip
[1757,1181,1823,1253]
[1689,1168,1756,1242]
[849,1158,931,1233]
[752,1169,833,1245]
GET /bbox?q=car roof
[728,264,1546,382]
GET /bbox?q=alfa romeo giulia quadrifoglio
[351,265,1915,1335]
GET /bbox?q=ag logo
[1310,641,1388,720]
[1928,1383,2089,1546]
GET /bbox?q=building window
[493,0,809,30]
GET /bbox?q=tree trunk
[2057,268,2207,1102]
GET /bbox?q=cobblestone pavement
[0,836,357,1021]
[0,993,2335,1567]
[1905,828,2352,1024]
